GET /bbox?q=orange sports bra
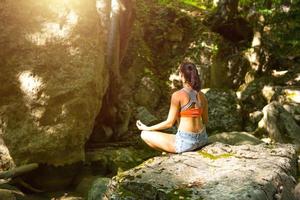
[179,88,203,117]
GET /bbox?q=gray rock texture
[203,89,243,133]
[134,76,162,110]
[88,177,111,200]
[0,0,109,165]
[101,143,298,200]
[208,131,263,145]
[258,101,300,144]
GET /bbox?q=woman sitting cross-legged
[136,62,209,153]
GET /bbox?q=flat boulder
[101,143,298,200]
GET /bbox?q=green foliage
[239,0,300,58]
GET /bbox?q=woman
[136,62,208,153]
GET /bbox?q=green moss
[116,185,140,199]
[197,150,234,160]
[114,171,135,183]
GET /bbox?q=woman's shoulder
[173,88,185,94]
[171,89,186,100]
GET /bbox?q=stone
[134,76,162,110]
[249,111,264,123]
[238,77,271,112]
[295,183,300,200]
[203,88,243,133]
[263,86,300,104]
[283,104,300,123]
[258,101,300,144]
[75,176,102,199]
[244,111,264,132]
[135,107,159,126]
[88,177,111,200]
[0,0,109,165]
[101,143,298,199]
[208,131,263,145]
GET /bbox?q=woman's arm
[136,92,180,131]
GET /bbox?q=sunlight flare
[285,89,300,103]
[19,71,44,100]
[26,9,78,45]
[272,70,288,77]
[112,0,121,14]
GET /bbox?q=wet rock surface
[101,143,298,200]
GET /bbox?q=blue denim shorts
[175,128,208,153]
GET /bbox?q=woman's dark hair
[179,62,201,91]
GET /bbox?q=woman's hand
[136,120,150,131]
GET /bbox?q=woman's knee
[141,130,151,141]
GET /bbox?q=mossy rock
[208,132,263,145]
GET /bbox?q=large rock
[100,143,298,199]
[244,111,264,132]
[134,76,162,110]
[237,77,272,113]
[258,101,300,144]
[0,0,109,165]
[88,177,111,200]
[203,88,243,133]
[208,131,263,145]
[135,107,159,126]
